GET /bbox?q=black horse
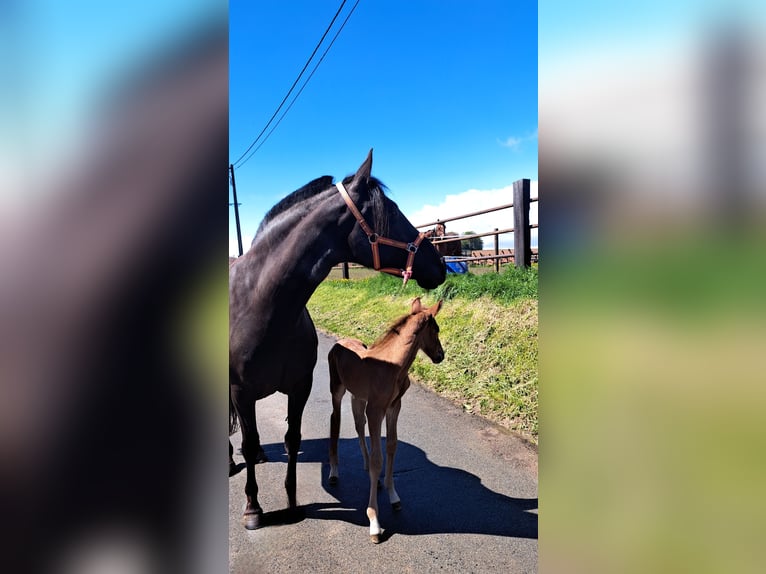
[229,150,446,529]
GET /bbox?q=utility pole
[229,163,243,256]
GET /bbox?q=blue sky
[230,1,537,254]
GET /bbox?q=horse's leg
[328,359,345,485]
[284,378,311,511]
[231,385,264,530]
[240,419,263,528]
[385,398,402,511]
[229,391,237,475]
[365,405,385,543]
[351,395,370,472]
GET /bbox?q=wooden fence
[416,178,538,273]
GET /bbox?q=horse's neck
[246,189,350,311]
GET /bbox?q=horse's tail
[229,388,239,436]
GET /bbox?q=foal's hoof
[370,533,381,544]
[243,511,263,530]
[328,475,338,486]
[391,501,402,511]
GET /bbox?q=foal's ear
[410,296,423,314]
[354,148,373,183]
[429,300,443,316]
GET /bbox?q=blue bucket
[444,258,468,274]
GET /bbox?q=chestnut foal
[328,297,444,542]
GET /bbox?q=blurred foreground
[0,5,228,573]
[540,3,766,573]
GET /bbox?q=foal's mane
[256,174,390,237]
[370,311,424,349]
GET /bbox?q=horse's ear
[429,300,443,316]
[355,149,373,183]
[410,296,423,314]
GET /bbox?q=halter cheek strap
[336,181,425,287]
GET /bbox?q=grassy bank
[307,267,538,441]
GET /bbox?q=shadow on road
[250,437,537,541]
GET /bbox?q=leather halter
[336,181,425,287]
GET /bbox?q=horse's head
[341,150,446,289]
[411,297,444,364]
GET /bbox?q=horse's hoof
[255,449,268,464]
[229,462,237,476]
[370,533,381,544]
[243,511,263,530]
[328,475,338,486]
[392,501,402,511]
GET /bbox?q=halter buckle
[406,242,418,253]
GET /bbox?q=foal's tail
[229,388,239,436]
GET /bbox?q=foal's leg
[284,377,311,511]
[328,370,345,485]
[351,396,370,472]
[365,405,385,543]
[385,398,403,511]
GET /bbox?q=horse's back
[328,338,367,382]
[335,338,367,355]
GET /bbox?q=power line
[232,0,349,168]
[235,0,361,170]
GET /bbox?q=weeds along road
[229,332,538,574]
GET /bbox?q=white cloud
[498,136,523,149]
[498,129,538,150]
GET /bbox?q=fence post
[494,228,500,273]
[513,179,531,268]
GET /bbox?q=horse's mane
[257,176,334,234]
[343,175,390,237]
[256,174,390,237]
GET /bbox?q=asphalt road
[229,332,538,573]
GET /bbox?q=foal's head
[410,297,445,364]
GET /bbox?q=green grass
[307,267,538,441]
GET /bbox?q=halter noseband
[336,181,425,287]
